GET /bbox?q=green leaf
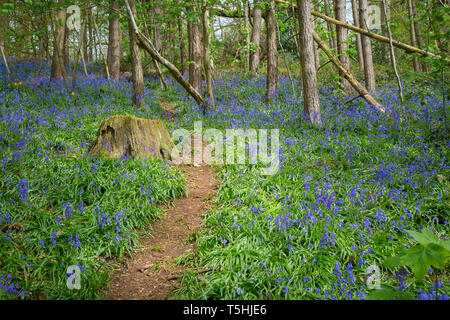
[385,255,402,267]
[367,287,415,300]
[408,229,439,245]
[400,244,448,280]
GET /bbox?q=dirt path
[104,164,217,300]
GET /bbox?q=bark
[82,8,89,62]
[313,31,385,113]
[178,18,187,75]
[124,0,204,105]
[153,5,163,54]
[243,0,250,71]
[202,3,215,108]
[359,0,376,93]
[127,0,145,108]
[187,4,202,94]
[88,6,94,62]
[296,0,321,125]
[407,0,419,72]
[107,0,121,80]
[382,0,403,104]
[90,115,175,161]
[265,1,278,100]
[380,0,391,63]
[411,0,426,72]
[63,24,69,68]
[92,11,110,79]
[249,3,262,77]
[324,0,337,49]
[334,0,352,94]
[50,4,67,80]
[351,0,364,70]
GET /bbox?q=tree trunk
[187,4,202,94]
[128,0,145,108]
[249,3,262,77]
[153,5,163,54]
[334,0,352,94]
[313,31,385,113]
[178,18,186,75]
[265,1,278,100]
[359,0,376,93]
[411,0,426,72]
[380,0,391,63]
[107,0,121,80]
[407,0,419,72]
[351,0,364,70]
[382,0,403,104]
[50,4,67,80]
[243,0,250,72]
[63,24,70,68]
[296,0,321,125]
[324,0,336,49]
[275,0,448,62]
[202,3,214,108]
[88,6,94,62]
[82,7,89,63]
[124,0,204,105]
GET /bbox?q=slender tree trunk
[334,0,352,94]
[265,1,278,100]
[153,5,163,54]
[50,4,67,80]
[128,0,145,108]
[407,0,419,72]
[82,8,89,63]
[107,0,121,80]
[249,3,262,77]
[324,0,336,49]
[380,0,391,63]
[382,0,403,104]
[88,7,94,62]
[243,0,250,72]
[124,0,204,105]
[178,17,186,75]
[411,0,426,72]
[313,31,385,113]
[296,0,321,125]
[351,0,364,70]
[63,24,69,68]
[202,3,214,108]
[187,4,202,94]
[359,0,376,93]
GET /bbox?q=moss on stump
[89,115,175,160]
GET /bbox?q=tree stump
[89,115,175,160]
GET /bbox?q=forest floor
[105,165,217,299]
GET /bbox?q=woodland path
[104,98,218,300]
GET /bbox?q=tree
[351,0,364,70]
[128,0,145,108]
[178,17,187,75]
[265,1,278,100]
[202,1,214,108]
[296,0,321,125]
[50,1,67,80]
[359,0,376,93]
[249,1,262,77]
[107,0,121,80]
[407,0,419,72]
[187,3,202,94]
[334,0,352,94]
[324,0,336,50]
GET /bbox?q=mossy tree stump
[89,115,175,160]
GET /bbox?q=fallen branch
[124,0,204,105]
[313,31,386,113]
